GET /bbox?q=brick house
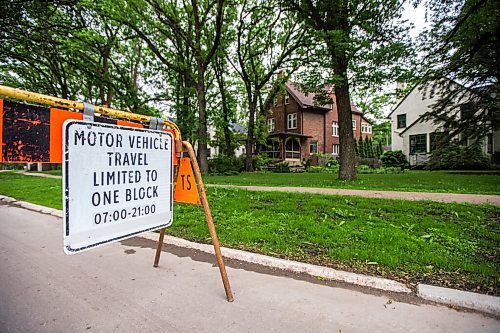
[263,82,373,164]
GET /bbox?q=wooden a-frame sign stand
[154,140,233,302]
[0,85,234,302]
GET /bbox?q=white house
[388,83,498,166]
[207,123,246,158]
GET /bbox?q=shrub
[252,154,271,171]
[0,163,24,170]
[427,142,491,170]
[356,166,405,174]
[381,150,408,169]
[271,161,291,173]
[356,157,381,168]
[208,155,244,175]
[491,151,500,165]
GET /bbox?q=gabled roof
[387,83,420,118]
[285,82,365,116]
[285,82,331,110]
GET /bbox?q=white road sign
[63,120,173,254]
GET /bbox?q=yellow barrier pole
[0,85,181,140]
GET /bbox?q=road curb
[0,195,63,218]
[2,194,499,315]
[417,284,500,316]
[138,232,412,293]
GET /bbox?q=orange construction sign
[174,157,201,205]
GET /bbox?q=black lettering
[74,130,86,146]
[105,133,114,147]
[181,174,185,190]
[114,152,122,166]
[92,192,100,206]
[88,131,96,146]
[107,171,115,185]
[116,134,123,147]
[187,175,192,190]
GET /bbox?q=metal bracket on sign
[149,117,164,131]
[83,102,94,122]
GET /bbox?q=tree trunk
[196,68,209,173]
[222,106,234,157]
[214,58,234,156]
[335,82,356,180]
[245,100,256,171]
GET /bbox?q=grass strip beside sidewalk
[204,171,500,195]
[1,171,498,295]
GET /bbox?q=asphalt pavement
[0,203,498,332]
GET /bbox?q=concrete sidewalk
[0,204,498,332]
[208,184,500,205]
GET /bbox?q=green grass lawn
[35,169,500,194]
[0,171,498,295]
[204,170,500,194]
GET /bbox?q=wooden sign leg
[153,228,166,268]
[183,141,234,302]
[153,156,181,268]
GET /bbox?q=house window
[332,121,339,136]
[287,113,297,129]
[410,134,427,154]
[309,141,318,154]
[267,118,275,132]
[397,114,406,128]
[285,138,300,159]
[284,94,290,104]
[361,123,372,133]
[352,120,356,130]
[332,144,339,156]
[266,140,280,159]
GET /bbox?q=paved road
[0,204,498,332]
[208,184,500,205]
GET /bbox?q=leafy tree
[285,0,414,180]
[419,0,499,144]
[96,0,227,172]
[376,141,384,157]
[357,135,365,158]
[0,1,159,115]
[426,140,491,170]
[229,0,307,171]
[372,121,391,147]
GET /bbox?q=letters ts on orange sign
[173,157,201,205]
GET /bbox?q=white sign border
[63,120,174,254]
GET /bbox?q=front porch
[260,132,311,166]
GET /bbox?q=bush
[208,155,244,175]
[252,154,271,171]
[356,157,381,168]
[271,161,291,173]
[427,142,491,170]
[491,151,500,165]
[381,150,408,169]
[356,166,405,174]
[0,163,24,170]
